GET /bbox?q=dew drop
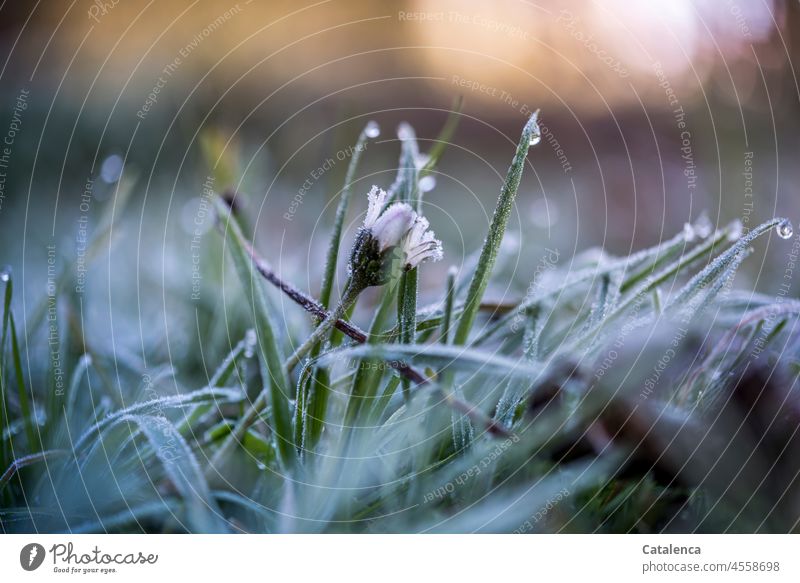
[776,219,793,240]
[419,175,436,193]
[364,121,380,139]
[0,265,10,282]
[682,222,695,242]
[529,134,542,146]
[415,153,430,170]
[244,329,257,358]
[397,123,414,141]
[693,212,713,239]
[100,154,124,184]
[726,220,744,242]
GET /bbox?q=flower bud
[348,185,443,289]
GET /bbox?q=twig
[217,199,510,437]
[241,236,367,343]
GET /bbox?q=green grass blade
[9,313,38,453]
[396,123,422,398]
[344,280,400,427]
[304,119,377,450]
[72,386,243,455]
[321,343,546,383]
[213,197,295,469]
[318,121,376,312]
[113,414,226,533]
[666,218,783,312]
[453,111,540,346]
[440,267,457,344]
[0,271,12,472]
[420,96,463,177]
[0,449,68,493]
[70,499,180,534]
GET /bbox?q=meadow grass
[1,112,799,533]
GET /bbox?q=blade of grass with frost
[0,450,68,493]
[474,224,706,346]
[211,197,295,469]
[105,414,226,532]
[72,386,242,457]
[440,267,457,344]
[396,123,422,399]
[43,288,63,448]
[209,331,255,388]
[378,234,523,344]
[321,343,548,385]
[617,216,712,294]
[8,312,38,453]
[396,125,421,288]
[569,223,739,350]
[426,457,619,533]
[688,246,752,317]
[0,271,12,471]
[385,105,461,203]
[213,490,275,530]
[665,218,785,312]
[69,500,180,534]
[318,121,377,313]
[443,270,470,451]
[65,354,92,428]
[453,111,540,347]
[495,309,542,426]
[301,123,376,452]
[177,334,254,437]
[393,231,520,339]
[343,280,400,431]
[419,96,462,178]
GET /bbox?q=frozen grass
[2,113,800,533]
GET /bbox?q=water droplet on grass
[397,123,414,141]
[694,212,713,238]
[529,134,541,146]
[0,265,10,282]
[727,220,744,242]
[364,121,380,139]
[100,154,124,184]
[683,222,695,241]
[419,175,436,193]
[776,219,793,240]
[244,329,257,358]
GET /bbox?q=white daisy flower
[371,203,416,252]
[349,187,444,289]
[364,185,388,229]
[402,216,443,270]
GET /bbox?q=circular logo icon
[20,543,46,571]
